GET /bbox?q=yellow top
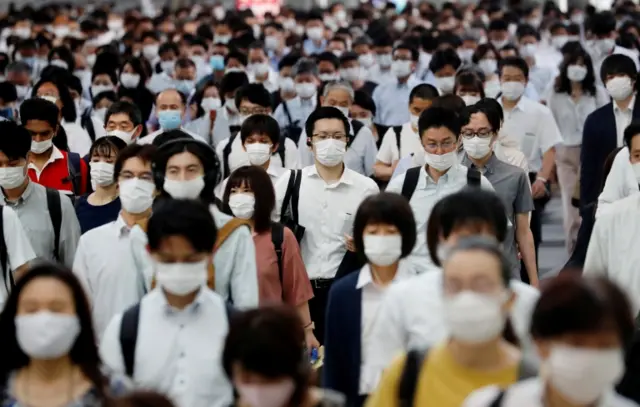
[365,343,519,407]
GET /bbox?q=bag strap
[81,110,96,142]
[271,222,285,292]
[0,206,10,291]
[398,348,429,407]
[393,126,403,154]
[517,357,538,380]
[489,390,506,407]
[222,134,237,178]
[45,188,62,262]
[401,167,421,202]
[119,303,141,378]
[66,152,83,197]
[351,119,364,139]
[280,170,297,223]
[215,218,251,251]
[282,100,296,126]
[275,136,286,166]
[291,169,302,223]
[467,167,481,187]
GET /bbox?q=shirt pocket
[520,132,537,157]
[332,211,355,236]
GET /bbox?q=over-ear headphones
[152,138,222,193]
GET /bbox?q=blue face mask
[175,80,194,96]
[209,55,225,71]
[158,109,182,130]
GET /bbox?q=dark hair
[147,198,217,252]
[353,90,376,116]
[222,306,309,407]
[589,11,616,36]
[600,53,638,85]
[417,106,461,140]
[472,43,500,65]
[113,144,157,181]
[555,49,597,96]
[223,166,274,234]
[531,274,634,348]
[32,76,77,122]
[624,121,640,148]
[353,192,417,262]
[48,46,75,72]
[426,188,508,267]
[234,83,271,110]
[446,236,511,286]
[151,130,194,147]
[498,56,529,80]
[175,57,196,71]
[0,262,108,399]
[220,72,250,99]
[113,391,177,407]
[0,120,31,159]
[476,98,504,122]
[105,101,143,127]
[460,103,501,132]
[488,19,509,32]
[429,48,462,74]
[89,136,128,161]
[454,71,486,98]
[409,84,439,104]
[20,97,59,129]
[278,52,302,70]
[240,114,280,146]
[225,51,248,67]
[393,42,419,62]
[304,106,350,144]
[430,94,466,112]
[0,82,17,104]
[121,57,150,90]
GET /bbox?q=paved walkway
[539,195,568,279]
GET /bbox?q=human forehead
[443,249,503,281]
[462,112,491,129]
[167,151,203,168]
[121,156,152,172]
[313,118,346,133]
[157,91,183,105]
[422,126,456,141]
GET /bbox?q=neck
[3,178,29,201]
[425,164,449,183]
[469,152,492,168]
[398,75,410,84]
[615,93,635,110]
[545,382,594,407]
[260,159,270,171]
[352,79,364,88]
[312,39,322,45]
[26,356,74,382]
[448,337,503,369]
[30,148,53,166]
[163,288,199,310]
[93,184,118,200]
[370,263,399,286]
[501,96,520,110]
[524,56,535,67]
[315,162,344,183]
[120,208,152,227]
[570,82,582,94]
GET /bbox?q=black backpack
[271,222,284,289]
[281,101,303,145]
[400,166,482,201]
[222,134,286,178]
[0,188,63,290]
[65,151,84,199]
[279,169,305,243]
[80,109,97,143]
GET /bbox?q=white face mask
[359,53,376,68]
[90,161,115,186]
[410,114,420,130]
[201,97,222,112]
[155,260,208,296]
[606,76,633,101]
[567,65,588,82]
[295,83,317,99]
[228,193,256,219]
[364,234,402,266]
[120,72,141,88]
[357,117,373,128]
[340,67,362,82]
[107,129,137,145]
[457,49,474,63]
[551,35,569,50]
[435,76,456,94]
[460,95,481,106]
[279,77,296,93]
[463,136,493,159]
[391,60,412,78]
[306,27,324,41]
[94,107,108,122]
[248,62,271,78]
[91,84,114,96]
[500,81,525,101]
[319,73,339,82]
[443,290,507,343]
[245,143,272,165]
[424,150,456,172]
[236,379,295,407]
[330,105,349,118]
[377,53,393,68]
[119,178,155,214]
[478,59,498,76]
[161,60,175,75]
[31,139,53,154]
[163,177,205,199]
[16,311,81,359]
[491,39,508,49]
[314,139,346,167]
[484,78,501,98]
[265,35,280,51]
[547,345,624,404]
[519,43,537,58]
[143,44,160,61]
[0,166,26,189]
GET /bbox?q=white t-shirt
[0,206,37,308]
[375,123,423,164]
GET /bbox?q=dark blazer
[323,272,363,407]
[580,100,640,209]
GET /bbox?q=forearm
[539,147,556,181]
[373,161,394,180]
[296,301,312,326]
[516,225,538,285]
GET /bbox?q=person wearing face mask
[367,237,537,407]
[588,12,640,84]
[72,144,157,338]
[74,137,127,234]
[274,59,320,146]
[151,135,259,309]
[368,36,396,85]
[218,85,299,179]
[6,61,32,106]
[515,25,555,98]
[472,44,502,98]
[372,43,422,129]
[324,192,417,407]
[0,263,130,406]
[171,58,197,99]
[264,22,290,70]
[147,43,180,94]
[464,274,636,407]
[275,53,301,107]
[488,20,511,52]
[429,48,462,96]
[247,42,279,93]
[274,107,379,344]
[350,90,378,141]
[223,306,346,407]
[338,52,378,97]
[184,80,231,147]
[221,166,317,346]
[454,71,485,106]
[140,32,161,64]
[140,89,201,145]
[119,57,155,124]
[188,38,212,82]
[498,57,562,274]
[317,52,341,84]
[546,50,608,255]
[459,103,537,287]
[303,12,327,56]
[90,69,117,103]
[298,81,378,177]
[103,101,145,147]
[387,106,495,272]
[100,199,234,407]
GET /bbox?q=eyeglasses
[424,140,456,151]
[312,132,347,141]
[460,129,494,139]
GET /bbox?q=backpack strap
[275,136,286,167]
[66,152,83,197]
[45,188,62,262]
[398,349,429,407]
[0,206,10,291]
[401,167,421,202]
[119,303,141,378]
[489,390,506,407]
[282,100,295,127]
[215,218,251,251]
[351,119,364,139]
[290,169,302,223]
[467,167,482,187]
[393,126,403,155]
[280,170,297,223]
[222,134,237,178]
[81,110,96,143]
[271,222,285,292]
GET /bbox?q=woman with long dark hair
[0,262,128,405]
[118,57,154,122]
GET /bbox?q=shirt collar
[420,162,461,185]
[499,96,527,112]
[266,162,285,178]
[356,264,375,289]
[158,287,205,316]
[1,179,34,206]
[614,93,636,113]
[308,164,354,187]
[461,152,498,175]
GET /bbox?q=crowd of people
[0,0,639,406]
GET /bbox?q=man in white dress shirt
[139,89,202,145]
[100,199,233,407]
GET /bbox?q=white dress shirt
[500,96,563,173]
[0,205,36,308]
[62,120,104,157]
[214,162,285,199]
[273,165,379,280]
[463,378,638,407]
[376,123,423,165]
[547,89,609,147]
[215,135,300,176]
[614,94,636,147]
[73,216,150,338]
[584,193,640,313]
[365,271,540,389]
[138,126,205,145]
[385,164,495,274]
[597,147,639,218]
[100,288,233,407]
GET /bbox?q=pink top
[253,226,314,306]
